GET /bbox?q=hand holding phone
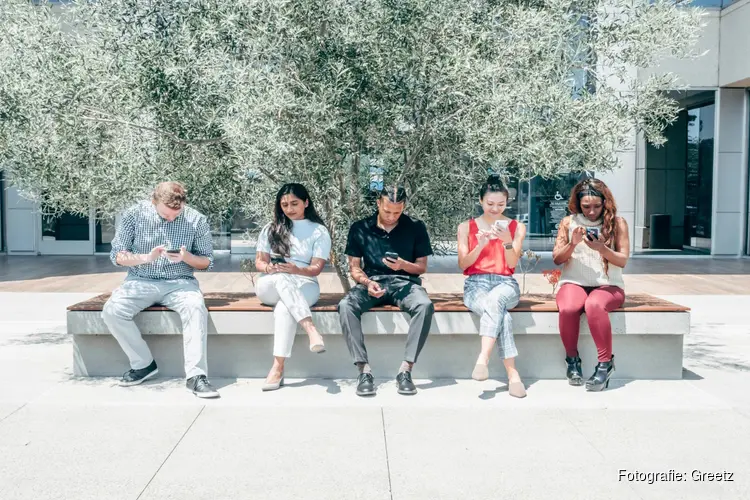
[383,251,404,271]
[586,227,600,241]
[494,219,510,231]
[492,219,512,243]
[163,246,185,263]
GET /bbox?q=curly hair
[567,178,618,274]
[152,181,187,210]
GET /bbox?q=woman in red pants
[552,178,630,391]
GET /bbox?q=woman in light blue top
[254,184,332,391]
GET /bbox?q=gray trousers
[338,276,435,366]
[101,277,208,379]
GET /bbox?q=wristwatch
[503,242,514,250]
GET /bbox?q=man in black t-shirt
[338,186,435,397]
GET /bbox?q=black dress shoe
[119,360,158,387]
[356,372,376,397]
[396,371,417,395]
[187,375,220,398]
[565,353,583,386]
[585,354,615,392]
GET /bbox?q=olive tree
[0,0,703,288]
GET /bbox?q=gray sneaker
[187,375,220,398]
[119,360,158,387]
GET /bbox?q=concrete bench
[67,292,690,380]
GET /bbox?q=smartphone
[271,255,286,264]
[586,227,600,240]
[494,220,510,231]
[384,251,399,261]
[166,249,180,254]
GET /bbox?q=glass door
[0,171,4,252]
[684,103,714,252]
[746,90,750,256]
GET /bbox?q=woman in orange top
[457,174,527,398]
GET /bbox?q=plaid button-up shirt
[110,201,214,280]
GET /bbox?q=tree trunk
[335,260,352,292]
[324,196,352,293]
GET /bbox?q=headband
[577,188,603,199]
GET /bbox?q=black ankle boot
[565,354,583,386]
[585,354,615,392]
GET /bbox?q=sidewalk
[1,291,749,499]
[2,254,750,294]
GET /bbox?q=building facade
[1,0,749,256]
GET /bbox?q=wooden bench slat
[67,292,690,313]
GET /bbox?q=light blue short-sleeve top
[257,219,332,270]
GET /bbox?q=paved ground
[2,254,750,294]
[1,289,750,499]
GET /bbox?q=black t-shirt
[345,213,433,278]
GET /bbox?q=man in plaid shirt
[102,181,219,398]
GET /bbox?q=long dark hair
[568,178,618,273]
[479,174,510,199]
[269,183,325,256]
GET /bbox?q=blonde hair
[152,181,187,209]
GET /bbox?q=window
[502,173,588,252]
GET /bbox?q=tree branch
[77,107,225,146]
[397,130,430,185]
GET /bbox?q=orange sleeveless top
[464,218,517,276]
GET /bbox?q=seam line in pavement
[557,408,645,500]
[0,402,28,424]
[135,405,205,500]
[381,407,394,500]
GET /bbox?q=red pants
[556,283,625,362]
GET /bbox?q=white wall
[5,187,37,254]
[640,1,750,88]
[711,88,749,255]
[639,11,721,88]
[598,146,637,252]
[719,0,750,86]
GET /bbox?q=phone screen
[385,252,398,261]
[166,249,180,254]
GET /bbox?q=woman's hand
[570,226,585,246]
[476,230,492,248]
[492,225,513,244]
[275,262,298,274]
[264,262,278,274]
[584,232,606,253]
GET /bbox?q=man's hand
[367,280,386,298]
[164,245,187,263]
[148,245,166,263]
[382,256,407,271]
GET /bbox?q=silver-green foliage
[0,0,703,286]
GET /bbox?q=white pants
[101,278,208,379]
[255,273,320,358]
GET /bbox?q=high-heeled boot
[565,353,583,386]
[585,354,615,392]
